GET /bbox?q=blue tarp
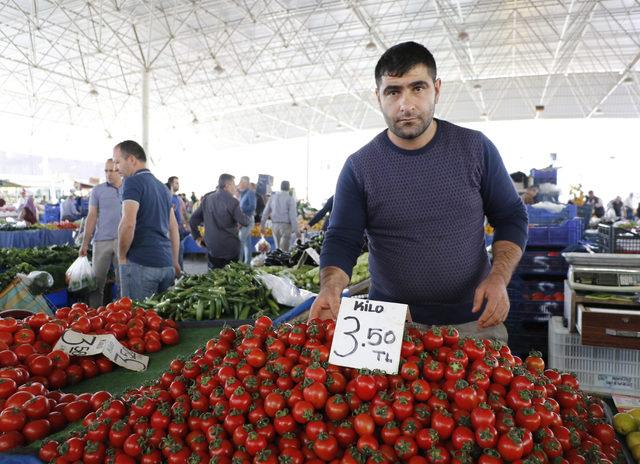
[0,229,74,249]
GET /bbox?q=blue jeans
[119,261,175,301]
[238,218,255,265]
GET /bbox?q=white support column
[142,68,150,162]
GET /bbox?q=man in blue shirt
[80,159,122,307]
[237,176,257,265]
[310,42,528,341]
[113,140,181,301]
[166,176,189,270]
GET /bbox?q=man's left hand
[472,273,510,328]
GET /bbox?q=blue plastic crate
[44,289,69,309]
[527,218,582,247]
[530,167,557,185]
[43,204,60,223]
[527,204,576,225]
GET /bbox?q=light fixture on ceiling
[535,105,545,114]
[291,100,299,107]
[473,84,482,91]
[480,112,488,121]
[105,130,112,139]
[191,111,199,124]
[89,88,99,96]
[365,40,377,51]
[622,76,633,84]
[214,64,225,74]
[595,108,603,115]
[457,31,469,42]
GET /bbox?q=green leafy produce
[141,262,282,321]
[0,246,78,293]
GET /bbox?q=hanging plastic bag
[65,256,97,292]
[255,235,271,254]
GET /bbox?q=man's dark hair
[281,181,290,191]
[374,42,437,87]
[218,173,235,190]
[115,140,147,162]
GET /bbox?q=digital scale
[563,253,640,293]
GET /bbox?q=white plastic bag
[255,235,271,254]
[65,256,97,292]
[257,273,316,307]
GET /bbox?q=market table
[0,229,74,249]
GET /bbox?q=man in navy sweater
[309,42,528,340]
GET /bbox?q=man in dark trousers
[190,174,250,269]
[309,42,528,341]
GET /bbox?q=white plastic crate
[548,317,640,395]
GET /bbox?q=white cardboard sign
[329,297,407,375]
[53,329,149,372]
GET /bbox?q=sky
[0,109,638,208]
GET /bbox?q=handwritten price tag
[53,330,149,372]
[329,297,407,375]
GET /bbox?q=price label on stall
[329,297,407,375]
[53,330,149,372]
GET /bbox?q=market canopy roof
[0,0,638,146]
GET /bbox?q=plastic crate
[527,204,576,225]
[508,279,564,299]
[509,301,563,320]
[517,250,568,275]
[43,204,60,223]
[527,218,582,247]
[44,289,69,309]
[597,224,640,254]
[530,167,557,185]
[548,316,640,395]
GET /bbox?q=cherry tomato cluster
[0,381,111,450]
[0,298,179,390]
[33,317,625,464]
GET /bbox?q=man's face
[376,64,440,141]
[226,181,237,196]
[104,161,119,184]
[171,179,180,193]
[239,179,248,190]
[113,147,133,177]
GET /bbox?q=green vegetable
[140,262,283,322]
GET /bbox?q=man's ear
[434,78,441,104]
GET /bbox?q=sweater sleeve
[320,159,366,278]
[480,136,528,250]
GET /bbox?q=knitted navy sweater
[321,119,528,325]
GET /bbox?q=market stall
[0,228,74,249]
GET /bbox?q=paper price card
[329,297,407,375]
[53,330,149,372]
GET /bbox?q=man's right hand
[79,244,88,257]
[308,288,341,321]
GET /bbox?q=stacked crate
[504,204,581,361]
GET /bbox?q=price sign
[53,330,149,372]
[329,297,407,375]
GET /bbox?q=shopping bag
[65,256,97,292]
[254,235,271,254]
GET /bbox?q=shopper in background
[308,195,334,231]
[16,189,38,225]
[0,198,5,208]
[610,196,624,219]
[166,176,189,270]
[190,174,250,269]
[253,183,265,223]
[310,42,528,342]
[237,176,257,265]
[261,180,299,252]
[80,159,123,308]
[624,193,635,220]
[113,140,181,301]
[587,190,605,218]
[61,194,81,222]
